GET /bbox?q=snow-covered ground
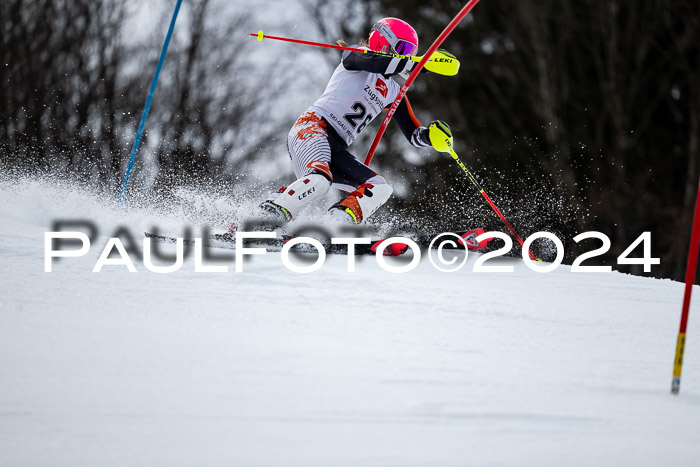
[1,177,699,466]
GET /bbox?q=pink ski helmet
[369,18,418,56]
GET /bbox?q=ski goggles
[371,22,418,56]
[394,39,418,56]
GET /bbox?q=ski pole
[448,147,538,261]
[248,31,459,75]
[250,30,417,60]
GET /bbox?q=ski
[145,231,379,255]
[144,228,494,257]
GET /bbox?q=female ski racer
[258,17,453,226]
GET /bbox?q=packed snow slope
[1,177,699,466]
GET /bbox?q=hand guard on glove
[424,120,453,153]
[422,49,460,76]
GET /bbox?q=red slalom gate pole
[364,0,481,166]
[672,175,700,394]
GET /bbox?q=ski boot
[327,182,393,224]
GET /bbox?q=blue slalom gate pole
[118,0,183,204]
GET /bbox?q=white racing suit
[268,46,432,225]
